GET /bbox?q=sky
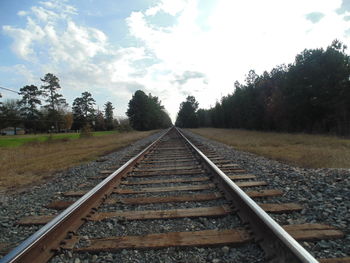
[1,0,350,122]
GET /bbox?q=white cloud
[2,0,350,122]
[31,6,57,22]
[145,0,188,16]
[157,0,189,16]
[17,10,28,16]
[2,0,153,117]
[39,0,77,16]
[123,0,350,120]
[57,21,108,62]
[3,17,45,60]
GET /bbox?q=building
[1,127,25,135]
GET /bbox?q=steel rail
[1,128,171,263]
[176,128,319,263]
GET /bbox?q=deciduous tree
[63,112,73,131]
[0,99,22,134]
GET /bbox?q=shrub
[117,118,133,132]
[79,124,93,138]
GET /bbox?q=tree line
[126,90,172,130]
[0,73,118,134]
[176,40,350,135]
[175,95,199,128]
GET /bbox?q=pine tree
[72,92,96,130]
[40,73,66,131]
[126,90,172,130]
[19,85,42,132]
[175,96,199,128]
[104,101,115,130]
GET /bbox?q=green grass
[92,130,118,136]
[0,130,157,190]
[0,131,119,147]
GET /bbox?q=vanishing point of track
[1,127,347,262]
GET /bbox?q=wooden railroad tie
[89,205,232,221]
[131,169,205,177]
[318,258,350,263]
[142,159,197,164]
[66,229,252,252]
[139,162,199,168]
[133,166,201,173]
[114,184,215,194]
[20,202,302,225]
[146,156,194,161]
[62,188,283,198]
[121,174,257,185]
[121,177,210,185]
[58,223,344,252]
[115,181,266,194]
[46,190,287,209]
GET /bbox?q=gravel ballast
[0,130,265,262]
[0,131,163,257]
[60,132,265,263]
[2,128,348,262]
[183,129,350,260]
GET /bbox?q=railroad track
[1,127,348,262]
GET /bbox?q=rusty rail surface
[1,126,322,262]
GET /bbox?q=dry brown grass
[189,128,350,169]
[0,130,157,191]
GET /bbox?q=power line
[0,117,67,124]
[0,117,110,124]
[0,86,20,95]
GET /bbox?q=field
[189,128,350,169]
[0,130,157,191]
[0,131,117,147]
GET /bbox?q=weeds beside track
[0,130,157,191]
[189,128,350,168]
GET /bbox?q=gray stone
[221,246,230,253]
[91,255,98,262]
